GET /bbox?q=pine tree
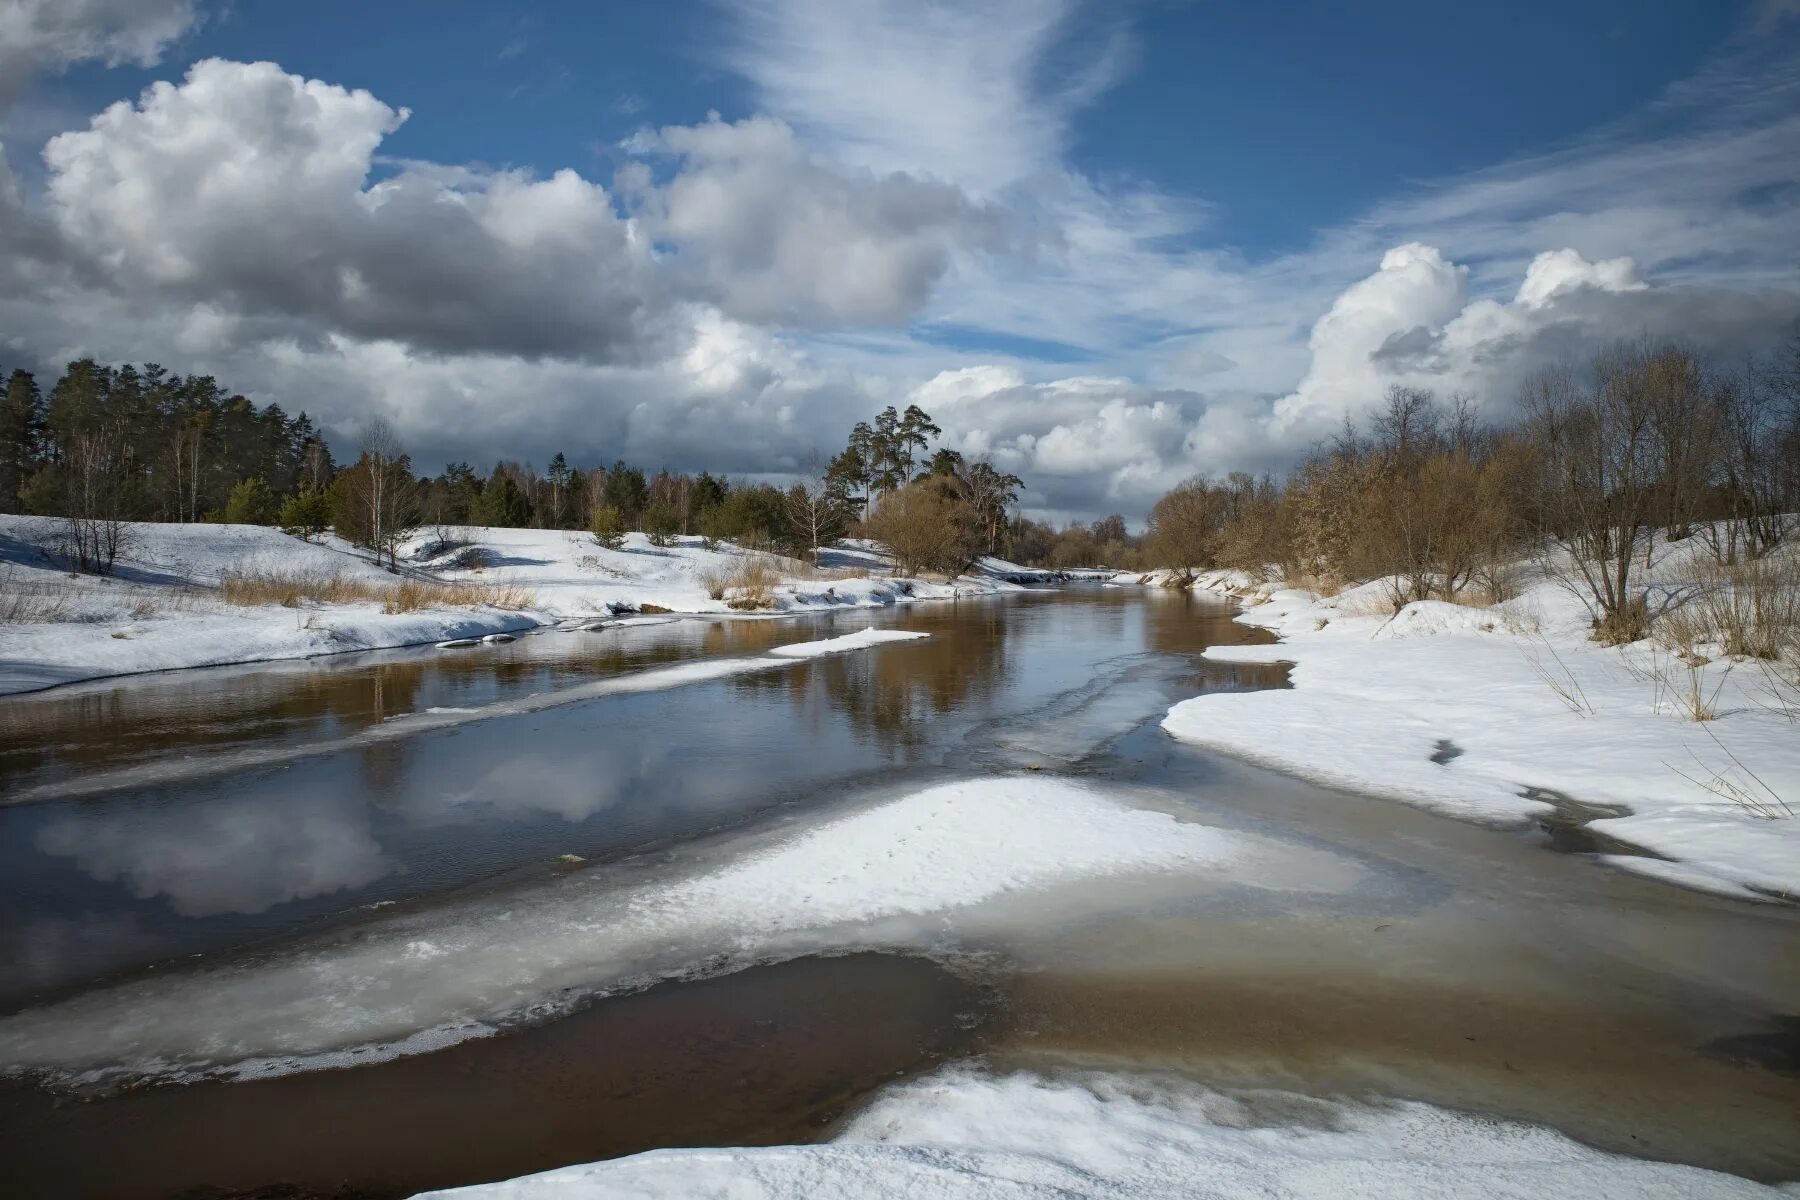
[223,477,279,525]
[0,369,44,512]
[603,460,647,524]
[279,490,332,540]
[894,404,941,483]
[545,452,571,528]
[475,466,532,527]
[45,359,111,460]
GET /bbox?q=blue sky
[2,0,1796,521]
[44,0,1751,260]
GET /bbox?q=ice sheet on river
[766,628,929,657]
[416,1065,1783,1199]
[0,777,1294,1087]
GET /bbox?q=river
[0,585,1795,1197]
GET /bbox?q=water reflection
[815,600,1013,753]
[0,590,1258,1002]
[35,787,392,918]
[0,617,832,792]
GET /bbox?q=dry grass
[1695,554,1798,660]
[0,569,75,623]
[1282,570,1343,598]
[780,558,872,582]
[1667,724,1794,820]
[382,577,536,613]
[1656,553,1800,726]
[221,569,381,607]
[221,568,535,613]
[703,555,782,610]
[1336,588,1395,619]
[1639,646,1732,722]
[1521,635,1596,716]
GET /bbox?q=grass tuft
[220,568,535,613]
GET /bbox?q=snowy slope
[1161,552,1800,901]
[416,1064,1784,1199]
[0,517,1019,695]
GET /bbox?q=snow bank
[768,628,929,657]
[1161,552,1800,900]
[0,777,1266,1086]
[0,516,1018,695]
[416,1065,1782,1199]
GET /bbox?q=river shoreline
[1,587,1794,1198]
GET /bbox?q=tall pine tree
[0,369,44,513]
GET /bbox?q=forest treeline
[0,358,1074,575]
[1141,337,1800,645]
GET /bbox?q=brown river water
[0,586,1794,1197]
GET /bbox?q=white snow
[414,1064,1784,1199]
[0,777,1270,1086]
[0,516,1020,695]
[767,628,929,657]
[1159,547,1800,901]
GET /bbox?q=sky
[1,0,1797,525]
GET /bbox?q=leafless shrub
[1656,552,1800,663]
[1524,348,1685,644]
[1701,555,1798,660]
[863,484,981,576]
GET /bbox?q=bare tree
[1525,346,1664,642]
[1707,356,1799,563]
[784,452,847,566]
[1146,477,1228,575]
[166,419,206,523]
[1640,345,1718,561]
[57,422,137,574]
[340,418,419,569]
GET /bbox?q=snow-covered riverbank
[0,517,1024,695]
[418,1063,1782,1199]
[1159,555,1800,902]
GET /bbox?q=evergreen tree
[590,504,627,550]
[279,490,332,540]
[438,461,481,523]
[603,460,647,523]
[223,477,279,525]
[692,471,726,514]
[545,452,571,528]
[870,406,903,493]
[894,404,942,483]
[475,466,532,527]
[0,369,44,512]
[642,501,680,546]
[45,359,111,460]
